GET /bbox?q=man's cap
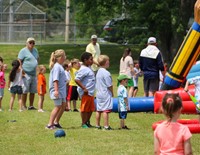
[26,37,35,43]
[91,35,97,39]
[147,37,156,44]
[117,74,131,81]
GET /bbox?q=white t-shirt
[10,69,23,87]
[96,68,113,111]
[188,76,200,100]
[119,55,133,77]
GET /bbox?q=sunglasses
[29,41,35,45]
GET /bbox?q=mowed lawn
[0,44,200,155]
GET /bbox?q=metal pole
[65,0,70,43]
[8,0,14,42]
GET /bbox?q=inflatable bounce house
[111,0,200,133]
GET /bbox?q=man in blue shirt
[18,37,39,110]
[139,37,164,97]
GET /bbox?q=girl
[37,65,47,112]
[8,60,23,112]
[67,58,80,112]
[154,93,192,155]
[0,61,6,111]
[95,55,113,130]
[46,49,67,130]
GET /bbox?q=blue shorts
[53,98,66,106]
[22,74,37,94]
[119,111,127,119]
[10,85,23,94]
[0,88,4,97]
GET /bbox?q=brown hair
[122,48,131,61]
[162,93,182,121]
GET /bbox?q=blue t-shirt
[49,63,67,99]
[18,47,39,76]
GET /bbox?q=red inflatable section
[152,119,200,134]
[154,85,197,114]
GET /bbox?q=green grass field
[0,44,200,155]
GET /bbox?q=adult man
[139,37,164,97]
[18,37,39,110]
[86,34,101,72]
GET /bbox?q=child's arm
[154,136,160,155]
[184,139,193,155]
[184,81,189,92]
[124,97,129,111]
[75,79,88,94]
[108,85,114,97]
[53,80,59,98]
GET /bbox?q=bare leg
[38,95,44,110]
[133,89,138,97]
[96,111,101,126]
[73,100,77,110]
[54,102,66,124]
[103,112,109,127]
[9,94,15,110]
[29,93,35,107]
[17,94,22,111]
[120,119,125,128]
[48,105,61,126]
[149,91,155,97]
[81,112,88,125]
[22,94,27,108]
[128,86,134,97]
[67,100,71,110]
[0,97,2,110]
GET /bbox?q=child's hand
[126,106,130,111]
[83,88,88,95]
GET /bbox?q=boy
[75,52,95,128]
[117,74,130,129]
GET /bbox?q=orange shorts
[81,95,95,112]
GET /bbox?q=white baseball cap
[91,35,97,39]
[26,37,35,43]
[147,37,156,44]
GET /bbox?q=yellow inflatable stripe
[166,73,183,82]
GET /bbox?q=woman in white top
[119,48,135,97]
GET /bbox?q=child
[46,49,67,129]
[37,65,47,112]
[63,60,71,111]
[95,55,114,130]
[0,60,6,111]
[184,77,200,122]
[154,93,192,155]
[75,52,95,128]
[8,60,23,112]
[117,74,130,129]
[132,60,142,97]
[67,58,80,112]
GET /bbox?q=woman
[119,48,134,97]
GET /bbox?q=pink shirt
[154,121,192,155]
[0,71,5,88]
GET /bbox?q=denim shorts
[119,111,127,119]
[0,88,4,97]
[22,74,37,93]
[10,85,23,94]
[53,98,66,106]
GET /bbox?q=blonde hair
[98,55,109,66]
[37,65,46,74]
[71,58,79,65]
[49,49,65,69]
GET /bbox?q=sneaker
[82,124,89,129]
[19,109,23,112]
[8,109,12,112]
[122,126,130,130]
[0,109,2,112]
[54,123,62,129]
[103,126,113,130]
[45,125,55,130]
[86,121,93,128]
[73,109,79,112]
[38,109,45,112]
[28,106,37,110]
[95,126,102,130]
